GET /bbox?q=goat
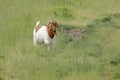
[33,20,59,50]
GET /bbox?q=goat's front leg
[48,44,52,51]
[52,37,56,47]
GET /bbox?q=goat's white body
[33,22,55,50]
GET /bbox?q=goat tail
[33,21,39,46]
[33,21,40,46]
[35,21,40,27]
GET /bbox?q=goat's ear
[52,20,56,24]
[49,21,52,24]
[47,24,52,29]
[47,22,51,27]
[51,20,56,26]
[47,25,50,28]
[53,20,55,23]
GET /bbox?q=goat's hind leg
[33,38,37,46]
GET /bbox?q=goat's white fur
[33,21,55,50]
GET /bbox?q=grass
[0,0,120,80]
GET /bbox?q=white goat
[33,21,59,50]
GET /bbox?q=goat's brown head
[47,20,59,38]
[47,20,59,33]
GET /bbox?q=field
[0,0,120,80]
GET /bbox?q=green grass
[0,0,120,80]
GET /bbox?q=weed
[54,7,73,20]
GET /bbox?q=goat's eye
[54,30,56,33]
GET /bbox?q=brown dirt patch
[65,28,85,40]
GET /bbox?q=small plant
[54,7,74,20]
